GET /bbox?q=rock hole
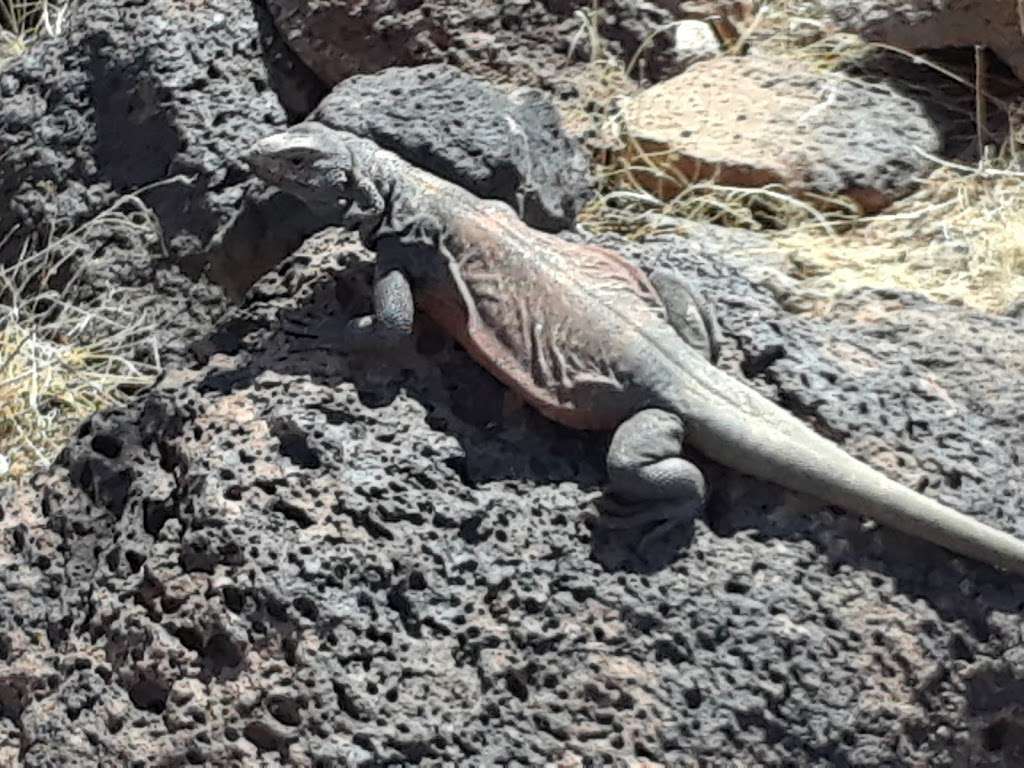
[505,669,530,702]
[983,720,1007,751]
[268,695,302,727]
[128,675,169,714]
[91,433,122,459]
[143,501,173,537]
[270,418,322,469]
[175,626,204,653]
[724,575,750,595]
[222,586,245,613]
[273,499,315,528]
[125,551,146,572]
[293,596,318,620]
[203,633,243,676]
[458,513,485,544]
[243,721,287,752]
[333,681,364,719]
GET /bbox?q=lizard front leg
[282,248,415,352]
[601,408,707,552]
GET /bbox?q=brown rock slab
[264,0,690,89]
[611,55,941,212]
[817,0,1024,81]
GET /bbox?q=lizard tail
[685,393,1024,576]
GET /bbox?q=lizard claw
[280,313,337,339]
[279,311,413,354]
[593,497,700,566]
[278,312,356,353]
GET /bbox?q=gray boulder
[312,64,594,232]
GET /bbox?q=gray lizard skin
[246,121,1024,576]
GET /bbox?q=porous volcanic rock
[264,0,690,90]
[312,64,594,232]
[611,55,942,212]
[0,0,325,303]
[815,0,1024,81]
[3,224,1024,766]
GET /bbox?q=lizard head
[246,122,383,228]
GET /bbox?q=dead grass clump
[578,76,867,240]
[558,3,644,139]
[0,195,165,481]
[0,0,73,67]
[781,155,1024,314]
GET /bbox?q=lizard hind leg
[600,408,707,560]
[649,268,722,364]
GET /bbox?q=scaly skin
[247,121,1024,576]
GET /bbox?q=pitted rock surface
[3,226,1024,765]
[612,55,942,212]
[265,0,690,90]
[0,0,324,300]
[312,64,594,232]
[814,0,1024,81]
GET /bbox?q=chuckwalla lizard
[247,121,1024,576]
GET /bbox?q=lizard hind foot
[595,408,708,569]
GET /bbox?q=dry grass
[0,194,166,481]
[783,155,1024,314]
[0,0,73,66]
[579,142,863,238]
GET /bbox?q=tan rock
[610,55,941,212]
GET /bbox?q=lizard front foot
[279,312,409,353]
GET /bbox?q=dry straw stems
[0,194,166,480]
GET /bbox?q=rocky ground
[2,0,1024,766]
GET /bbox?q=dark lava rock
[0,0,325,305]
[3,225,1024,766]
[266,0,689,91]
[313,64,594,232]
